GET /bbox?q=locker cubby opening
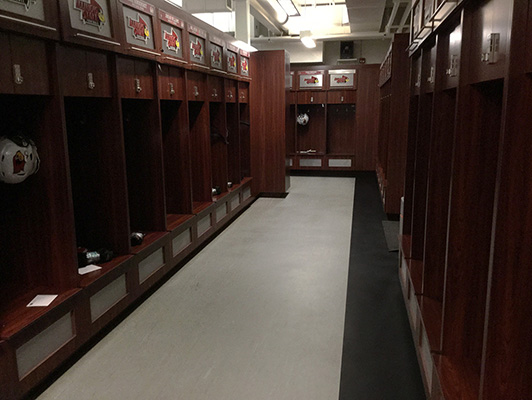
[209,102,228,196]
[64,97,130,257]
[421,88,457,352]
[226,102,241,185]
[188,101,213,211]
[286,104,296,155]
[326,104,356,155]
[296,104,326,155]
[378,89,391,175]
[410,91,433,265]
[0,95,77,323]
[121,99,166,234]
[160,100,193,218]
[239,103,251,178]
[403,95,420,240]
[440,79,504,400]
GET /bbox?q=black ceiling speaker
[340,41,354,59]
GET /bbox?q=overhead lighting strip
[277,0,300,16]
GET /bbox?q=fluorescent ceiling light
[165,0,182,7]
[267,0,289,24]
[342,5,349,25]
[300,30,316,48]
[234,40,258,52]
[277,0,300,16]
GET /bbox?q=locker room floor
[34,174,424,400]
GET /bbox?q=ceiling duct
[250,0,289,35]
[344,0,409,35]
[380,0,411,34]
[345,0,386,33]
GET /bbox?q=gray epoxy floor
[38,176,355,400]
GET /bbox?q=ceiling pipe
[398,1,411,32]
[385,1,400,34]
[252,31,387,43]
[249,0,286,35]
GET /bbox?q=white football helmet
[297,113,309,126]
[0,135,40,184]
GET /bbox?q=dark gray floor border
[338,172,426,400]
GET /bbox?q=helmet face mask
[0,135,40,184]
[297,113,309,126]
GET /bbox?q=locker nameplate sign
[210,42,223,70]
[298,71,323,89]
[161,22,182,57]
[329,69,356,88]
[189,34,205,64]
[159,9,184,28]
[210,35,224,46]
[120,0,154,14]
[187,23,206,38]
[240,56,249,76]
[227,50,237,73]
[0,0,44,20]
[70,0,112,38]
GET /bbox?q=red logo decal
[334,75,349,83]
[163,28,180,53]
[13,151,25,174]
[304,76,319,84]
[211,48,221,64]
[241,59,248,72]
[128,13,150,43]
[190,39,203,59]
[74,0,106,31]
[228,54,236,69]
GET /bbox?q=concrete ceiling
[183,0,411,41]
[347,0,387,33]
[256,0,411,39]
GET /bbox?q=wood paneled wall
[355,64,380,170]
[250,50,290,196]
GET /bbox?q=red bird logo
[304,76,319,84]
[211,48,221,64]
[334,75,349,83]
[163,28,180,53]
[190,39,203,59]
[74,0,106,30]
[228,54,236,68]
[12,151,25,174]
[128,14,150,43]
[241,59,248,72]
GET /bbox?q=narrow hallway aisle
[339,172,425,399]
[37,177,355,400]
